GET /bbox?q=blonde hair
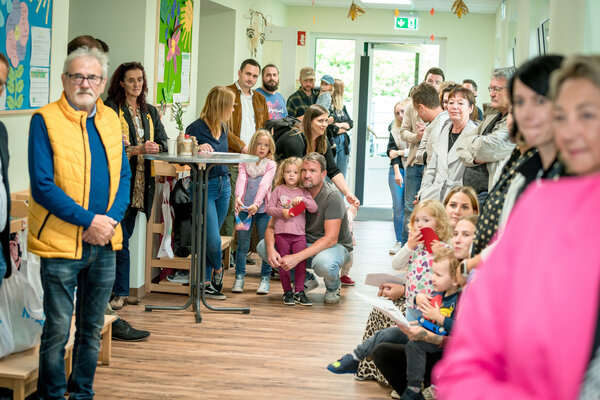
[443,186,480,215]
[274,157,302,187]
[302,104,329,154]
[199,86,235,139]
[549,55,600,100]
[409,199,452,243]
[393,99,411,128]
[248,129,275,159]
[433,247,461,282]
[332,79,345,111]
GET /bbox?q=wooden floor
[93,221,396,399]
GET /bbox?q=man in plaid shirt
[286,67,319,121]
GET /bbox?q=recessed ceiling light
[361,0,412,4]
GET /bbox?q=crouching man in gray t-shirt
[257,152,353,304]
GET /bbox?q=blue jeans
[206,176,230,280]
[354,325,409,360]
[388,166,405,243]
[402,164,424,243]
[257,240,350,292]
[0,245,6,288]
[334,134,350,178]
[114,207,138,297]
[235,212,271,277]
[38,244,115,400]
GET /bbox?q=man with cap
[286,67,319,122]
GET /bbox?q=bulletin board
[155,0,193,105]
[0,0,53,113]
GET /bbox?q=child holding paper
[265,157,318,306]
[327,200,451,376]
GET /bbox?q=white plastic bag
[157,181,175,258]
[18,252,43,300]
[0,277,15,358]
[0,265,44,356]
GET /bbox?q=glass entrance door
[360,43,439,207]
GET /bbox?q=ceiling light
[360,0,412,4]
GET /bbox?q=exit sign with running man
[394,16,418,30]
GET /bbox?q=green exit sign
[395,16,418,30]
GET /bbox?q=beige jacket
[399,102,425,167]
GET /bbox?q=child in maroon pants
[266,157,318,306]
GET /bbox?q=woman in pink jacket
[434,55,600,400]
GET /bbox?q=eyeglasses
[65,73,103,86]
[488,85,507,93]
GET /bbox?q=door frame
[307,33,447,201]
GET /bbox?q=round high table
[143,152,257,323]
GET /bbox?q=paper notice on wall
[172,93,184,103]
[30,27,51,67]
[30,67,50,107]
[158,43,165,83]
[180,52,190,102]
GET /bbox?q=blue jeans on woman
[334,134,350,178]
[206,175,231,280]
[235,211,271,277]
[38,244,115,400]
[402,164,424,244]
[388,166,405,243]
[114,207,138,297]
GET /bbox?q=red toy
[288,201,306,217]
[419,227,440,253]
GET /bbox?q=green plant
[172,102,185,131]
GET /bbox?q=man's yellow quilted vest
[28,92,124,259]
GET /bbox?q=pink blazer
[435,174,600,400]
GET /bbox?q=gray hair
[303,152,327,172]
[63,46,109,78]
[491,67,516,83]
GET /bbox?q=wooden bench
[0,314,117,400]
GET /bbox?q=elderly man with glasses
[457,67,516,204]
[28,46,131,399]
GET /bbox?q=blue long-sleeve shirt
[185,118,230,179]
[28,111,131,229]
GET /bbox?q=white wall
[287,7,496,105]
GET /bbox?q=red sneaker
[340,275,355,286]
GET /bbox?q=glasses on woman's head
[488,85,507,93]
[65,73,103,87]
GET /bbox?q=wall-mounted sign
[297,31,306,46]
[394,16,418,31]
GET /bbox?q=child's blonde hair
[409,199,452,243]
[248,129,275,159]
[433,247,461,282]
[274,157,302,187]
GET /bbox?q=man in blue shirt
[256,64,288,120]
[28,46,131,399]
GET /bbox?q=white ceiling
[279,0,502,15]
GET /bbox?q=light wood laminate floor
[93,221,397,399]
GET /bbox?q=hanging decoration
[313,0,315,24]
[430,7,435,16]
[451,0,470,18]
[394,9,399,17]
[347,0,365,21]
[245,8,272,57]
[430,34,435,41]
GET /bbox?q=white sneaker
[304,274,319,292]
[389,241,403,255]
[256,277,270,294]
[324,288,341,304]
[231,275,244,293]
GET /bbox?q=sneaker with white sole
[166,270,190,284]
[256,276,270,294]
[231,275,244,293]
[389,241,403,255]
[283,290,294,305]
[340,275,356,286]
[304,274,319,292]
[324,288,341,304]
[294,290,312,306]
[204,282,226,300]
[211,269,224,293]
